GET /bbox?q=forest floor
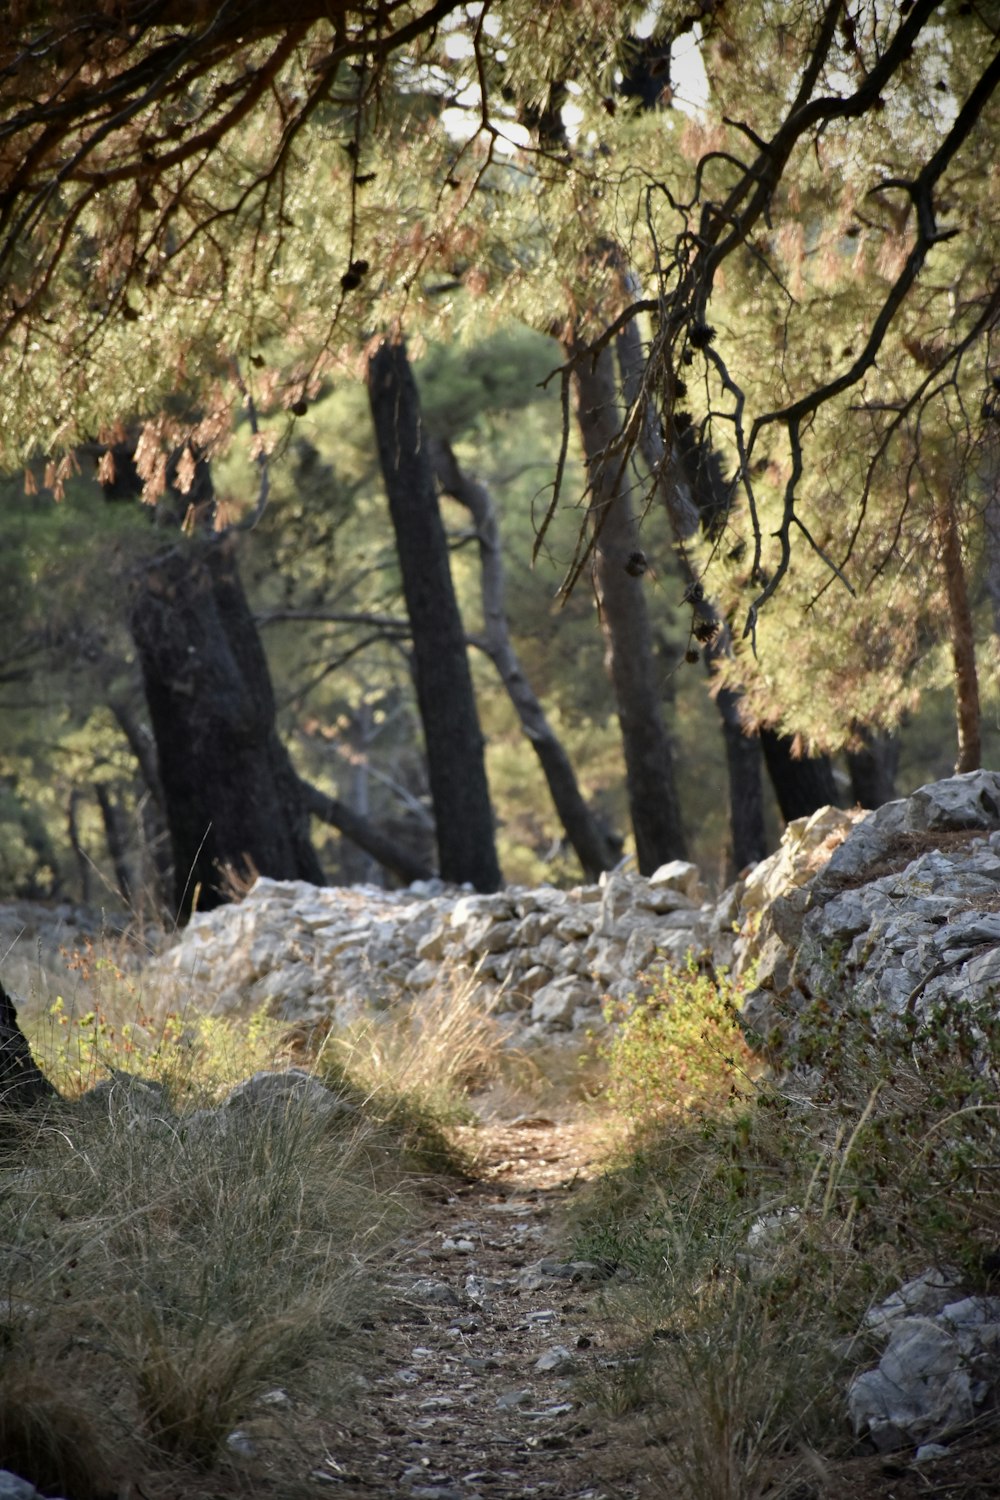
[234,1111,1000,1500]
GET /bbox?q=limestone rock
[648,859,705,903]
[531,977,592,1029]
[223,1069,355,1122]
[849,1271,1000,1451]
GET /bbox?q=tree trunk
[570,337,687,872]
[430,437,621,881]
[95,783,134,904]
[933,475,981,773]
[0,980,59,1111]
[129,535,325,918]
[982,460,1000,639]
[847,726,899,809]
[108,692,174,904]
[367,335,501,893]
[760,729,840,822]
[67,788,92,903]
[712,682,769,872]
[616,310,766,874]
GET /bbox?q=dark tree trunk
[0,981,59,1110]
[570,337,687,872]
[933,476,981,773]
[847,727,899,809]
[430,437,621,881]
[95,783,134,903]
[367,335,501,893]
[67,788,92,903]
[129,536,325,918]
[616,311,766,873]
[714,682,769,872]
[760,729,840,822]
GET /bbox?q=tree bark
[0,981,59,1111]
[570,337,687,872]
[367,335,501,893]
[95,783,134,904]
[129,535,325,918]
[712,682,769,871]
[67,788,92,904]
[760,729,840,822]
[430,437,620,881]
[847,727,899,809]
[933,474,981,774]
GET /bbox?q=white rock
[648,860,705,902]
[534,1344,578,1375]
[848,1316,972,1451]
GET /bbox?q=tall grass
[0,1075,406,1494]
[314,965,503,1171]
[0,932,508,1495]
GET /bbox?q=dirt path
[320,1116,644,1500]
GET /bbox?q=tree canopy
[3,0,1000,900]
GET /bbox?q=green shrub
[602,956,759,1122]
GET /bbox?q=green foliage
[33,987,285,1106]
[602,957,759,1121]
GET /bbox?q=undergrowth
[1,935,496,1497]
[573,960,1000,1500]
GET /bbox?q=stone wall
[147,796,871,1041]
[744,769,1000,1056]
[12,772,1000,1054]
[149,859,716,1039]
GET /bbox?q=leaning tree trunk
[760,729,840,822]
[570,336,687,872]
[129,535,325,918]
[367,335,501,893]
[430,437,620,882]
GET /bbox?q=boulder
[740,774,1000,1062]
[849,1271,1000,1451]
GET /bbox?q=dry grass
[0,930,517,1494]
[313,964,505,1172]
[0,1082,405,1494]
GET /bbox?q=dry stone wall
[149,859,722,1039]
[13,772,1000,1057]
[744,768,1000,1057]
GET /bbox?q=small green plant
[602,956,759,1121]
[29,983,290,1105]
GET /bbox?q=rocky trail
[309,1115,645,1500]
[256,1112,1000,1500]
